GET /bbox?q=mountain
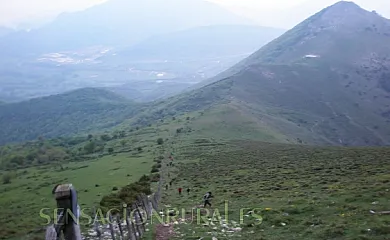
[136,1,390,146]
[0,0,253,56]
[113,25,285,61]
[107,79,195,102]
[0,88,140,145]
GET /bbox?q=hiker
[169,181,172,187]
[178,188,182,195]
[165,185,168,190]
[187,188,190,195]
[203,192,213,208]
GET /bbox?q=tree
[119,131,126,138]
[157,138,164,145]
[120,140,127,147]
[108,148,114,154]
[100,134,111,141]
[88,134,93,140]
[84,141,96,154]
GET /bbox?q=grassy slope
[0,88,141,145]
[128,61,390,146]
[1,108,390,239]
[160,132,390,240]
[0,121,173,239]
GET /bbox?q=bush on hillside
[108,148,114,154]
[100,175,152,213]
[2,173,11,184]
[157,138,164,145]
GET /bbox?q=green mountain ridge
[0,88,140,145]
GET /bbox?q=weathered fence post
[135,202,146,233]
[117,215,124,239]
[132,203,143,238]
[125,208,135,240]
[108,213,116,240]
[128,206,139,240]
[47,184,82,240]
[93,207,102,239]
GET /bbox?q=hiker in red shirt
[178,188,182,195]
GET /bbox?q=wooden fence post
[128,206,139,240]
[135,202,146,232]
[108,213,116,240]
[117,215,124,240]
[92,207,102,239]
[125,207,136,240]
[132,203,143,238]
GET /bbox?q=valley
[0,24,283,102]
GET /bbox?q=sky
[0,0,389,29]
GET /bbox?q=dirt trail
[155,224,174,240]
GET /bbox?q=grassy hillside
[0,117,175,239]
[0,88,141,145]
[162,137,390,240]
[0,105,389,239]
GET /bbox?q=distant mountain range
[0,0,254,56]
[113,25,285,61]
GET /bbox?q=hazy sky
[0,0,389,28]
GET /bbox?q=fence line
[45,145,168,240]
[86,168,165,240]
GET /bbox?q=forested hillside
[0,88,140,144]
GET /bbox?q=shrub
[153,163,162,169]
[100,134,111,141]
[120,140,127,147]
[2,173,11,184]
[84,141,96,154]
[150,173,160,182]
[157,138,164,145]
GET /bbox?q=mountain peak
[310,0,390,28]
[328,1,361,10]
[218,0,390,75]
